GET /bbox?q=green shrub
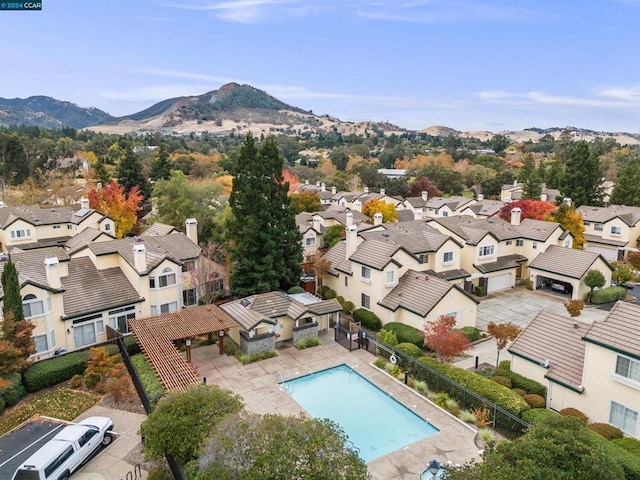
[395,343,425,359]
[522,393,546,408]
[525,278,533,290]
[342,301,355,313]
[376,329,398,359]
[383,322,424,348]
[103,343,120,356]
[296,337,321,350]
[0,372,25,407]
[24,351,93,392]
[559,407,588,424]
[512,388,526,397]
[373,357,387,369]
[475,368,494,378]
[491,376,512,388]
[237,350,278,365]
[496,361,547,397]
[131,354,164,409]
[460,410,476,424]
[445,398,460,416]
[123,335,141,355]
[588,422,624,440]
[459,326,481,342]
[353,309,382,331]
[474,286,485,297]
[223,339,242,356]
[317,285,330,299]
[613,437,640,457]
[148,467,172,480]
[287,286,305,294]
[585,428,640,478]
[591,286,627,304]
[324,288,337,300]
[416,356,529,418]
[522,408,558,425]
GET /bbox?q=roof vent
[240,298,251,308]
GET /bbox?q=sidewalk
[452,337,511,371]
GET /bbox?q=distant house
[510,301,640,438]
[500,182,560,203]
[576,204,640,262]
[400,194,476,220]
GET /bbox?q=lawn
[0,388,100,435]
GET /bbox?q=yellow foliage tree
[546,203,586,249]
[362,198,397,223]
[317,158,337,177]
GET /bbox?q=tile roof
[583,301,640,359]
[8,236,72,251]
[424,268,471,280]
[322,241,352,276]
[348,238,401,270]
[433,216,562,244]
[0,205,76,228]
[424,196,475,211]
[141,223,178,236]
[464,199,506,217]
[0,247,70,296]
[509,310,589,390]
[361,222,451,253]
[529,245,611,279]
[474,254,527,274]
[379,269,475,316]
[65,227,111,254]
[583,234,628,247]
[62,257,142,318]
[149,233,201,260]
[396,210,416,222]
[577,205,640,226]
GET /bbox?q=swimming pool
[283,364,439,462]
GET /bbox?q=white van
[12,416,113,480]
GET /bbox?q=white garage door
[585,244,618,261]
[487,273,513,292]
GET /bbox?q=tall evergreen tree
[150,144,172,182]
[93,155,111,186]
[519,155,542,200]
[610,156,640,206]
[561,141,603,207]
[117,146,150,200]
[1,259,24,341]
[227,134,302,296]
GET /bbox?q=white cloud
[478,89,639,108]
[597,86,640,102]
[162,0,299,23]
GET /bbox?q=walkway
[192,332,480,480]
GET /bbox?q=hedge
[0,372,26,407]
[416,356,530,418]
[586,428,640,479]
[613,438,640,457]
[522,393,545,408]
[130,354,164,409]
[123,334,141,355]
[383,322,424,348]
[23,350,93,392]
[491,376,512,388]
[287,286,305,294]
[588,422,624,440]
[496,361,547,397]
[522,408,558,424]
[395,343,425,359]
[559,407,588,424]
[458,326,481,342]
[591,286,627,304]
[353,309,382,331]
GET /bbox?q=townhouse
[399,192,476,220]
[576,204,640,262]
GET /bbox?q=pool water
[284,364,439,462]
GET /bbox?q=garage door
[585,244,618,261]
[487,273,513,293]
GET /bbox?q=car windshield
[13,470,40,480]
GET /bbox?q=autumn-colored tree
[282,169,300,194]
[487,321,522,366]
[362,198,398,223]
[407,176,443,198]
[213,174,233,195]
[290,191,321,213]
[88,181,143,238]
[499,199,556,222]
[611,261,636,285]
[629,252,640,269]
[564,300,585,318]
[424,315,472,362]
[317,158,337,177]
[546,202,585,249]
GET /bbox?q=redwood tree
[424,315,472,362]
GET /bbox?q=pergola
[128,304,238,392]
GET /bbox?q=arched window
[157,267,176,288]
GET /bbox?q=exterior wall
[240,331,276,354]
[147,259,183,316]
[4,219,38,248]
[19,285,63,360]
[302,230,320,258]
[293,322,318,344]
[510,355,548,386]
[433,239,464,272]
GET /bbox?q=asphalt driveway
[476,288,608,330]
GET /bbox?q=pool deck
[192,331,481,480]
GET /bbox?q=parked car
[12,416,114,480]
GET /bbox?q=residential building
[500,182,560,203]
[399,193,476,220]
[576,204,640,261]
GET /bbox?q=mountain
[0,96,114,129]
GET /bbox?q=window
[418,253,429,264]
[615,355,640,383]
[386,269,394,285]
[532,241,538,249]
[361,293,370,309]
[45,446,74,478]
[78,428,98,447]
[33,334,49,354]
[594,224,603,232]
[53,225,61,230]
[10,228,31,239]
[104,223,111,231]
[516,239,524,247]
[584,222,591,226]
[73,314,104,348]
[610,401,638,436]
[506,240,512,246]
[479,245,494,257]
[443,252,454,265]
[361,266,371,281]
[150,267,177,289]
[611,226,622,236]
[160,301,178,314]
[344,276,348,287]
[67,224,74,230]
[183,288,197,307]
[442,211,449,217]
[305,236,316,247]
[23,294,45,318]
[108,306,136,333]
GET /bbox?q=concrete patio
[192,332,480,480]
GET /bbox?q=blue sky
[0,0,639,132]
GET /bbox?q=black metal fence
[335,322,530,436]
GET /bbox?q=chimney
[185,218,198,245]
[477,194,484,201]
[44,255,61,289]
[414,209,423,221]
[564,197,572,207]
[332,186,337,195]
[346,212,353,227]
[373,212,383,226]
[364,186,369,194]
[321,183,326,192]
[346,225,358,258]
[80,197,89,209]
[380,188,385,196]
[574,322,579,329]
[133,239,147,273]
[510,207,522,226]
[353,200,362,212]
[422,191,428,202]
[313,217,321,231]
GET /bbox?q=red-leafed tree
[407,176,444,198]
[498,199,556,222]
[487,321,521,366]
[282,170,300,194]
[88,181,143,238]
[424,315,472,362]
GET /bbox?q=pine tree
[561,141,603,207]
[150,144,172,182]
[1,259,24,341]
[611,156,640,207]
[117,146,150,200]
[519,155,542,200]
